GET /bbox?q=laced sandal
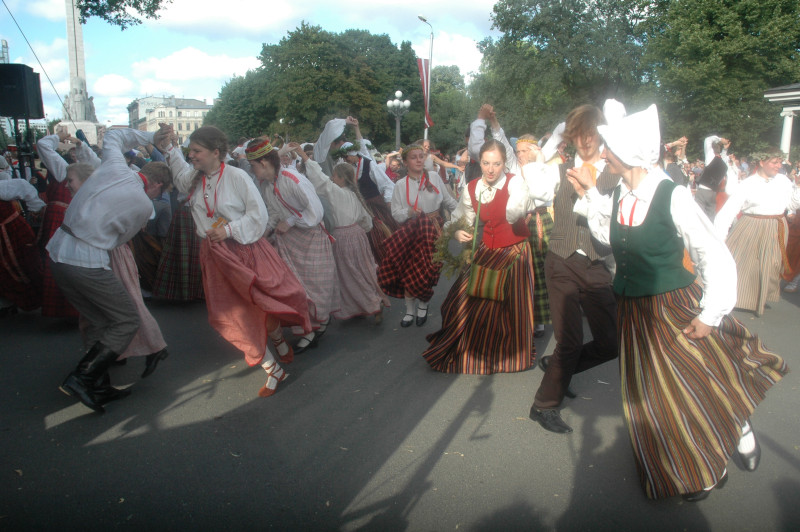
[272,335,294,364]
[258,363,288,398]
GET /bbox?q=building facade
[127,96,213,144]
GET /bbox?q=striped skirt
[423,241,536,374]
[726,214,787,315]
[152,205,204,301]
[619,282,788,499]
[782,213,800,281]
[528,208,552,325]
[275,224,339,324]
[200,238,311,366]
[377,213,443,303]
[331,224,390,319]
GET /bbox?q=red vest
[468,175,529,249]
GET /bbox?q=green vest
[610,179,695,297]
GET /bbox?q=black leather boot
[60,342,124,413]
[93,372,131,405]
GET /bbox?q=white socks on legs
[417,301,428,318]
[405,296,416,316]
[738,421,756,453]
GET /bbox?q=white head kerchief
[598,104,660,168]
[603,99,627,125]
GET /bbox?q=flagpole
[418,15,433,140]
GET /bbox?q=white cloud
[26,0,65,22]
[138,79,181,96]
[93,74,135,96]
[412,31,484,83]
[152,0,307,36]
[131,47,259,82]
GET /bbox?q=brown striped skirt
[618,282,788,499]
[423,241,536,374]
[726,214,787,315]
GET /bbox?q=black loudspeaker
[0,64,45,119]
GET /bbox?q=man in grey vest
[521,104,619,433]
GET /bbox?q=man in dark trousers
[522,103,620,433]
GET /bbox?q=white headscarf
[597,104,661,168]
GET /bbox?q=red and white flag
[417,58,434,129]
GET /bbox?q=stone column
[781,109,795,159]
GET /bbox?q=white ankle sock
[738,421,756,453]
[417,301,428,318]
[261,350,277,369]
[405,297,416,316]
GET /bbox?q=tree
[75,0,170,29]
[207,23,423,147]
[644,0,800,156]
[428,66,475,154]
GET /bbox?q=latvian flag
[417,58,434,128]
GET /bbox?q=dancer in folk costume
[423,140,535,373]
[162,126,310,397]
[37,131,80,318]
[290,143,389,321]
[247,136,336,355]
[0,179,45,314]
[574,104,788,501]
[378,144,457,327]
[714,148,800,316]
[48,129,162,412]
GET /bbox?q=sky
[0,0,500,127]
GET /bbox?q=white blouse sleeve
[36,135,67,182]
[391,179,409,224]
[582,186,615,246]
[75,141,101,169]
[165,146,197,196]
[506,174,529,224]
[671,185,736,326]
[227,173,269,245]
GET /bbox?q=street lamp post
[386,90,411,150]
[418,15,434,140]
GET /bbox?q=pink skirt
[200,237,311,366]
[331,224,389,319]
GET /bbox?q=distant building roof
[764,83,800,104]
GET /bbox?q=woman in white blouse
[162,126,311,398]
[290,143,389,322]
[378,144,457,327]
[572,104,787,502]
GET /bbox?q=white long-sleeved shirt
[36,134,67,182]
[304,160,372,231]
[165,145,268,244]
[0,179,45,212]
[259,167,324,232]
[467,118,521,176]
[582,167,737,326]
[446,174,529,231]
[47,129,155,269]
[391,171,457,224]
[714,173,800,240]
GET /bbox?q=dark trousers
[50,259,139,354]
[534,252,618,409]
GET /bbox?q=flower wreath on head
[432,216,474,278]
[330,140,374,161]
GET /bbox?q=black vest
[358,158,380,200]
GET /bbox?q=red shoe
[279,345,294,365]
[258,363,288,398]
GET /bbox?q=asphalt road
[1,275,799,531]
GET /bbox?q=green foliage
[207,23,424,148]
[76,0,170,29]
[644,0,800,156]
[429,65,476,154]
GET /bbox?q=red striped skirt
[377,213,443,302]
[423,241,536,374]
[200,238,311,366]
[619,282,788,498]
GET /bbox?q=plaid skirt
[0,202,43,310]
[200,238,311,366]
[726,214,787,315]
[423,241,536,374]
[152,206,204,301]
[332,223,390,319]
[377,213,443,302]
[275,224,339,324]
[619,282,788,499]
[365,196,399,264]
[528,208,552,325]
